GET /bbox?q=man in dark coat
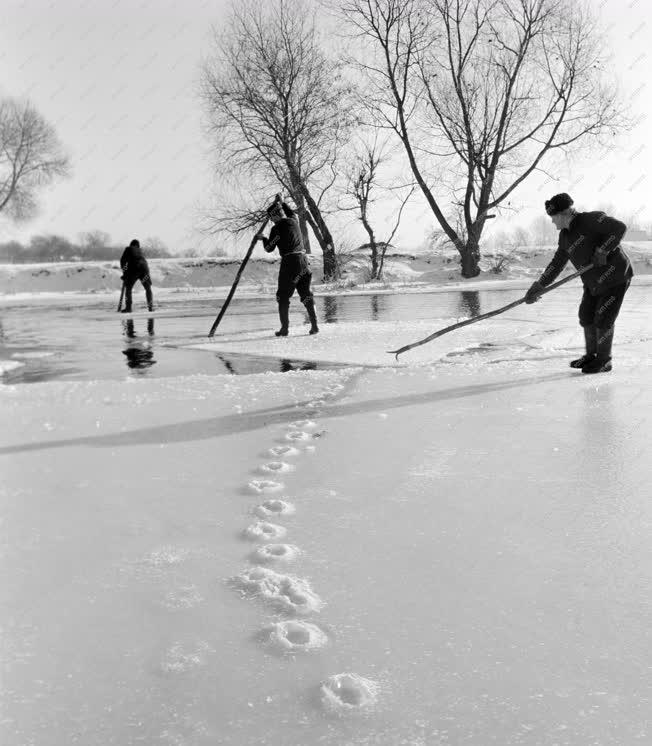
[525,193,633,374]
[255,195,319,337]
[119,239,154,313]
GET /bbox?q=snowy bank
[1,241,651,297]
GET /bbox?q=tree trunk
[304,202,336,280]
[288,165,337,280]
[302,211,336,280]
[298,212,311,254]
[322,243,337,279]
[360,214,378,280]
[377,246,388,280]
[459,239,481,278]
[290,187,311,255]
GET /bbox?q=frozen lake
[0,288,527,382]
[1,284,651,745]
[1,285,641,382]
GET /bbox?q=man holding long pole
[525,193,633,374]
[255,195,319,337]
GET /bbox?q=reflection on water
[371,294,388,321]
[459,290,481,317]
[280,359,317,373]
[122,318,157,372]
[215,353,323,375]
[122,319,155,339]
[217,354,236,375]
[322,294,389,323]
[323,296,338,323]
[4,284,620,383]
[122,347,156,370]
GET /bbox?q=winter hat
[266,194,284,215]
[129,239,140,248]
[545,193,574,216]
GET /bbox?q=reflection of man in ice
[525,193,633,374]
[121,318,156,371]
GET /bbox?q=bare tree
[79,230,111,248]
[0,98,70,221]
[343,139,415,279]
[142,236,171,258]
[201,0,355,279]
[530,214,558,245]
[337,0,624,277]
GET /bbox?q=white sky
[1,0,650,255]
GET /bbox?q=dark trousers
[276,254,313,304]
[124,270,153,310]
[578,281,630,328]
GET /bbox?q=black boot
[275,300,289,337]
[304,298,319,335]
[582,326,613,374]
[570,325,597,368]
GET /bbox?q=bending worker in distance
[120,238,154,313]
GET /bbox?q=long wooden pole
[208,218,269,337]
[117,281,125,312]
[388,264,594,359]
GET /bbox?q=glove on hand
[525,280,543,304]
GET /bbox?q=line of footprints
[231,400,380,716]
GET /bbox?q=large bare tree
[337,0,624,277]
[0,98,70,221]
[201,0,354,278]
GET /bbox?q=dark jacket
[539,211,633,296]
[262,203,304,258]
[120,245,150,276]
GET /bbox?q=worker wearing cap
[525,193,633,374]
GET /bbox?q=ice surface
[0,358,24,374]
[2,291,652,745]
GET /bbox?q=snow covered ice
[2,284,652,745]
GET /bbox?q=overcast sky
[1,0,650,255]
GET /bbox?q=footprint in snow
[242,521,286,542]
[289,419,317,429]
[284,431,312,442]
[267,445,300,458]
[260,620,328,653]
[250,543,300,564]
[232,566,323,615]
[319,673,380,714]
[254,499,295,518]
[258,461,294,475]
